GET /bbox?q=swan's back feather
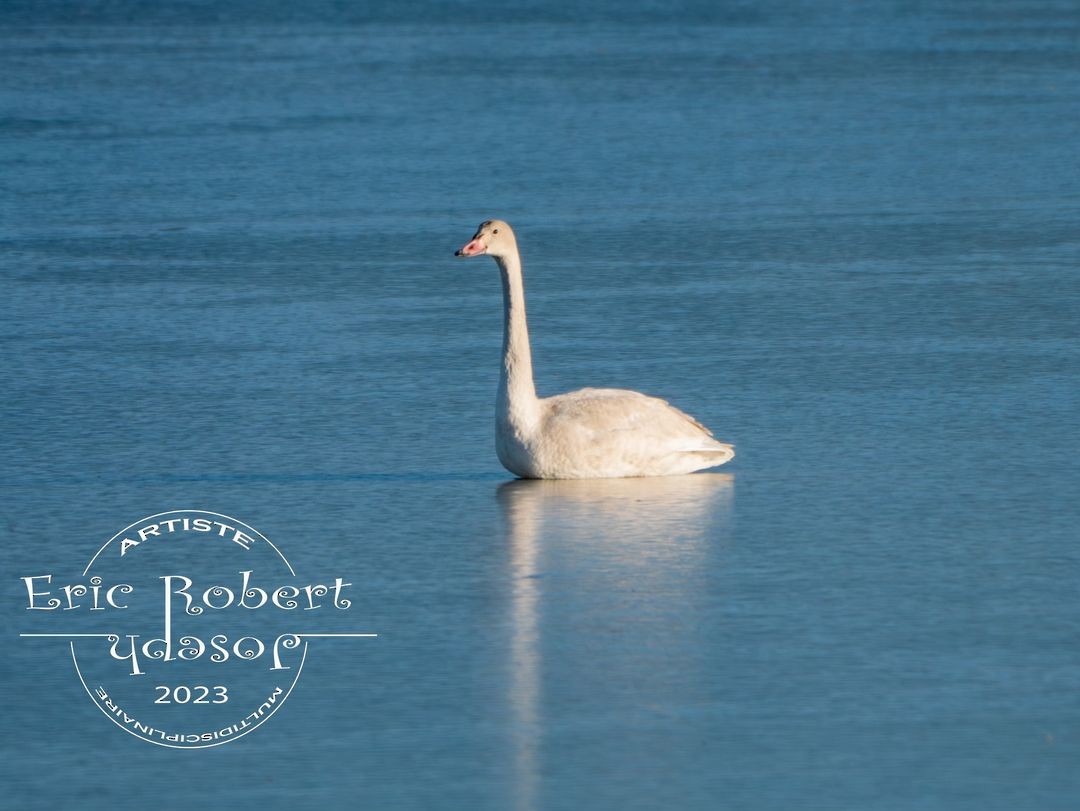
[509,387,734,478]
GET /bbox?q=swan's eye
[493,229,499,234]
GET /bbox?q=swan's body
[456,219,734,479]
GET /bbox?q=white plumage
[456,219,734,479]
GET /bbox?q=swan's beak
[455,237,486,257]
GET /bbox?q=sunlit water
[3,2,1080,809]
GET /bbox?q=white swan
[455,219,735,479]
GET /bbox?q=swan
[455,219,735,479]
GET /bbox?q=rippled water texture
[3,1,1079,809]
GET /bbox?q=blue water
[3,2,1080,808]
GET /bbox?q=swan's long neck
[496,248,540,432]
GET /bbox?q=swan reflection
[496,473,734,811]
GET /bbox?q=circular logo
[20,510,373,749]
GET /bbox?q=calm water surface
[2,2,1079,809]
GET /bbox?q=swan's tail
[686,442,735,470]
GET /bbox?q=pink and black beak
[455,236,486,257]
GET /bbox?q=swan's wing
[542,388,731,452]
[660,398,716,438]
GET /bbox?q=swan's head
[455,219,516,260]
